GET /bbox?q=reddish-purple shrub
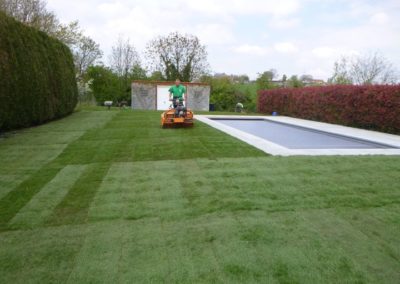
[257,85,400,134]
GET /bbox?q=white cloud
[311,47,337,58]
[186,0,300,17]
[274,42,298,53]
[311,47,360,62]
[370,12,389,25]
[193,24,236,46]
[97,2,125,16]
[233,44,270,56]
[269,17,300,29]
[316,16,400,53]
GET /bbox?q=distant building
[131,81,210,111]
[271,79,326,87]
[213,73,250,84]
[302,79,326,86]
[272,80,286,87]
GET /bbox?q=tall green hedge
[0,12,78,131]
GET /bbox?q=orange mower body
[161,108,194,128]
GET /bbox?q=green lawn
[0,108,399,283]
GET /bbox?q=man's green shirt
[169,85,186,100]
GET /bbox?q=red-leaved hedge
[258,85,400,134]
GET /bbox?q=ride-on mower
[161,98,194,128]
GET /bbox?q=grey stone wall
[186,85,210,111]
[131,83,156,110]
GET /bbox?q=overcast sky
[47,0,400,80]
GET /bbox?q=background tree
[0,0,57,32]
[53,20,83,46]
[287,75,304,88]
[328,57,352,84]
[145,32,209,82]
[85,65,121,104]
[149,71,166,81]
[0,0,81,44]
[109,37,140,79]
[76,79,95,105]
[350,52,397,84]
[329,52,397,85]
[200,75,252,111]
[129,64,147,81]
[73,35,102,80]
[256,69,277,90]
[108,37,144,103]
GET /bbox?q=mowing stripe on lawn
[46,163,111,226]
[302,210,400,283]
[0,223,89,284]
[9,165,87,229]
[335,204,400,263]
[128,160,185,221]
[0,144,68,200]
[0,172,32,200]
[0,110,119,232]
[66,221,127,283]
[86,163,128,221]
[67,218,226,283]
[176,159,220,218]
[0,167,61,231]
[88,161,184,222]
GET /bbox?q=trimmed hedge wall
[0,12,77,131]
[258,85,400,134]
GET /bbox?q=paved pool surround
[195,115,400,156]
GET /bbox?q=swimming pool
[195,115,400,156]
[213,118,395,149]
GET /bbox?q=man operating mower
[169,79,186,116]
[160,79,194,127]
